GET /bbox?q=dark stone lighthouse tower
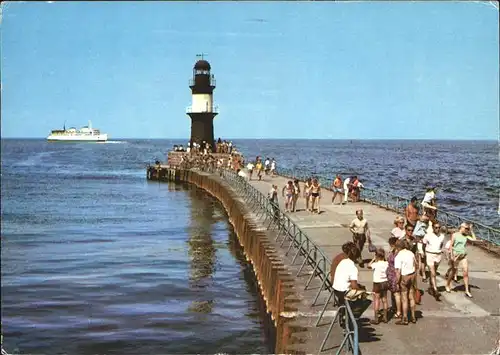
[187,57,218,150]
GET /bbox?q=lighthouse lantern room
[187,55,218,150]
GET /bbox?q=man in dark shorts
[349,209,371,267]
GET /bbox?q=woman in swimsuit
[309,178,321,213]
[304,178,312,211]
[282,180,294,213]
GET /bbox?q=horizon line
[1,137,498,142]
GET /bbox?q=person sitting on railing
[421,187,438,221]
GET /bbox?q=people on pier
[343,176,351,204]
[422,222,445,301]
[349,209,371,267]
[282,180,295,213]
[332,242,364,326]
[309,178,322,213]
[350,176,364,202]
[391,216,406,239]
[368,248,389,324]
[386,237,402,320]
[422,187,438,221]
[331,174,343,205]
[246,161,255,181]
[405,197,420,228]
[445,222,476,298]
[270,159,276,177]
[304,178,312,211]
[394,239,417,325]
[255,159,263,181]
[264,157,270,175]
[292,179,301,212]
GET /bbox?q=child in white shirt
[368,248,389,324]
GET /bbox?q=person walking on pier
[445,222,476,298]
[369,248,389,324]
[264,157,270,175]
[349,209,371,267]
[343,176,352,204]
[282,181,295,213]
[405,197,420,228]
[422,222,445,301]
[394,239,417,325]
[292,179,301,212]
[303,178,312,211]
[270,159,276,177]
[246,161,255,181]
[255,159,263,181]
[309,178,321,213]
[386,237,402,320]
[331,174,343,205]
[413,214,430,283]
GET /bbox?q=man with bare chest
[405,197,419,228]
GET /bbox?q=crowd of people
[171,138,236,155]
[167,149,478,325]
[331,193,477,326]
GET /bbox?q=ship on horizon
[47,120,108,142]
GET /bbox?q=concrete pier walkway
[248,173,500,355]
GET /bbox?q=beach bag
[345,289,368,301]
[368,239,377,253]
[415,289,422,304]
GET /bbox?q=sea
[1,138,498,354]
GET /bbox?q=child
[368,248,389,324]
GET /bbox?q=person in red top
[351,176,364,202]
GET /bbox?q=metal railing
[217,168,359,355]
[186,105,219,114]
[277,167,500,247]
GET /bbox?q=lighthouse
[187,56,218,150]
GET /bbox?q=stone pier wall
[147,167,304,354]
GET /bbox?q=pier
[147,164,500,355]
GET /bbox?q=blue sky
[1,1,498,139]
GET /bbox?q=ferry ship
[47,121,108,142]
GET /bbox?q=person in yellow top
[255,160,263,181]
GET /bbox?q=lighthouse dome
[194,60,211,71]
